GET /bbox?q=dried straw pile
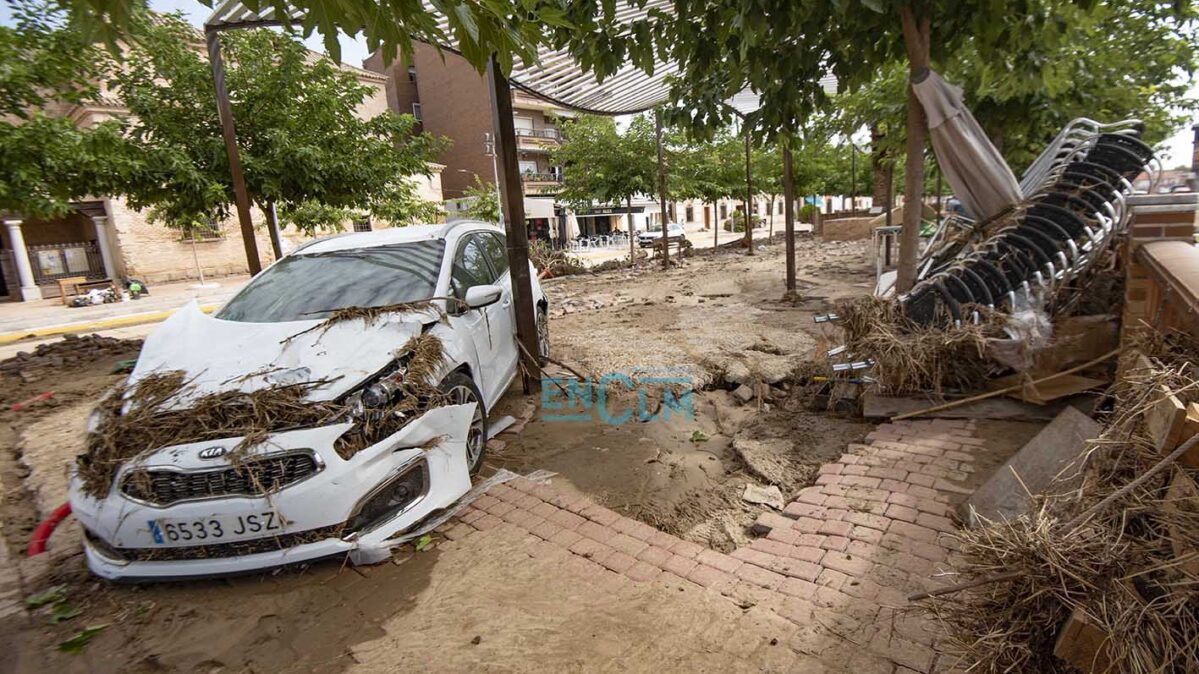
[77,333,450,498]
[924,350,1199,673]
[835,296,1003,396]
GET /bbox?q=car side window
[450,235,497,302]
[477,232,509,276]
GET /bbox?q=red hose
[27,502,72,556]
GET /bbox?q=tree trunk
[655,111,670,268]
[264,200,283,261]
[871,125,888,209]
[744,125,754,255]
[896,3,930,293]
[713,202,718,250]
[768,196,775,240]
[783,147,796,295]
[627,196,635,266]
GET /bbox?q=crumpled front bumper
[70,404,475,581]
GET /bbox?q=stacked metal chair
[900,119,1159,326]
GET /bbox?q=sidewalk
[569,224,809,268]
[0,275,248,343]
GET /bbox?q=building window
[776,200,783,214]
[411,103,422,122]
[720,203,728,219]
[685,205,694,222]
[407,66,416,81]
[354,218,372,232]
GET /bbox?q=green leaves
[462,176,502,223]
[24,586,66,609]
[111,14,446,233]
[58,624,109,655]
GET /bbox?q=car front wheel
[438,371,487,475]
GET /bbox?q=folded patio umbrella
[912,69,1022,222]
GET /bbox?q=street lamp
[482,132,503,222]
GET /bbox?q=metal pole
[486,56,540,391]
[190,232,206,286]
[265,200,283,260]
[782,146,796,294]
[205,29,261,276]
[484,132,502,222]
[744,124,754,255]
[655,110,670,268]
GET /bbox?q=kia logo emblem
[198,446,229,460]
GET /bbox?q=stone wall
[105,197,279,284]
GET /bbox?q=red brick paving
[439,418,981,673]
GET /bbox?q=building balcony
[521,172,563,194]
[515,127,563,152]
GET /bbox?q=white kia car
[69,221,548,581]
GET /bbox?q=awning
[205,0,679,115]
[524,198,555,220]
[912,69,1021,222]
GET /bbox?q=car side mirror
[464,284,502,309]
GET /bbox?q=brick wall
[1121,193,1199,342]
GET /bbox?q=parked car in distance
[638,222,687,248]
[70,221,549,581]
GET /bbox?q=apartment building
[365,43,567,240]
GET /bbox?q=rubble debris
[732,385,755,404]
[922,342,1199,673]
[835,296,1003,396]
[860,392,1067,422]
[741,484,784,509]
[78,333,450,498]
[0,334,142,378]
[959,406,1101,526]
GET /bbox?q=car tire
[438,371,487,475]
[536,307,550,366]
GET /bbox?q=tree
[54,0,578,76]
[461,175,501,223]
[671,129,743,249]
[750,144,783,237]
[552,114,656,263]
[111,14,446,250]
[0,1,134,219]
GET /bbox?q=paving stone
[669,539,705,559]
[663,554,699,577]
[636,545,672,567]
[697,548,744,574]
[625,560,663,582]
[687,563,735,590]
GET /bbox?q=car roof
[292,221,502,256]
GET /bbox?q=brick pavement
[443,418,983,673]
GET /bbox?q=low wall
[820,216,874,241]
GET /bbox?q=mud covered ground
[1,237,888,673]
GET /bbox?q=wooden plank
[990,373,1108,405]
[862,392,1065,421]
[1164,471,1199,578]
[1146,387,1187,453]
[1054,607,1113,672]
[1180,403,1199,469]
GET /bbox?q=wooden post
[783,145,796,294]
[486,56,540,391]
[655,110,670,268]
[206,29,261,276]
[744,124,754,255]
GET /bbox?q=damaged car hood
[131,301,432,401]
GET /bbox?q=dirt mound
[0,334,141,383]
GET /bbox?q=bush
[798,204,818,222]
[723,212,747,232]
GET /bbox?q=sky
[1,0,1196,166]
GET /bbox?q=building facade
[1,42,444,302]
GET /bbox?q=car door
[474,231,520,401]
[448,233,514,405]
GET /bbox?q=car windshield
[216,240,445,322]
